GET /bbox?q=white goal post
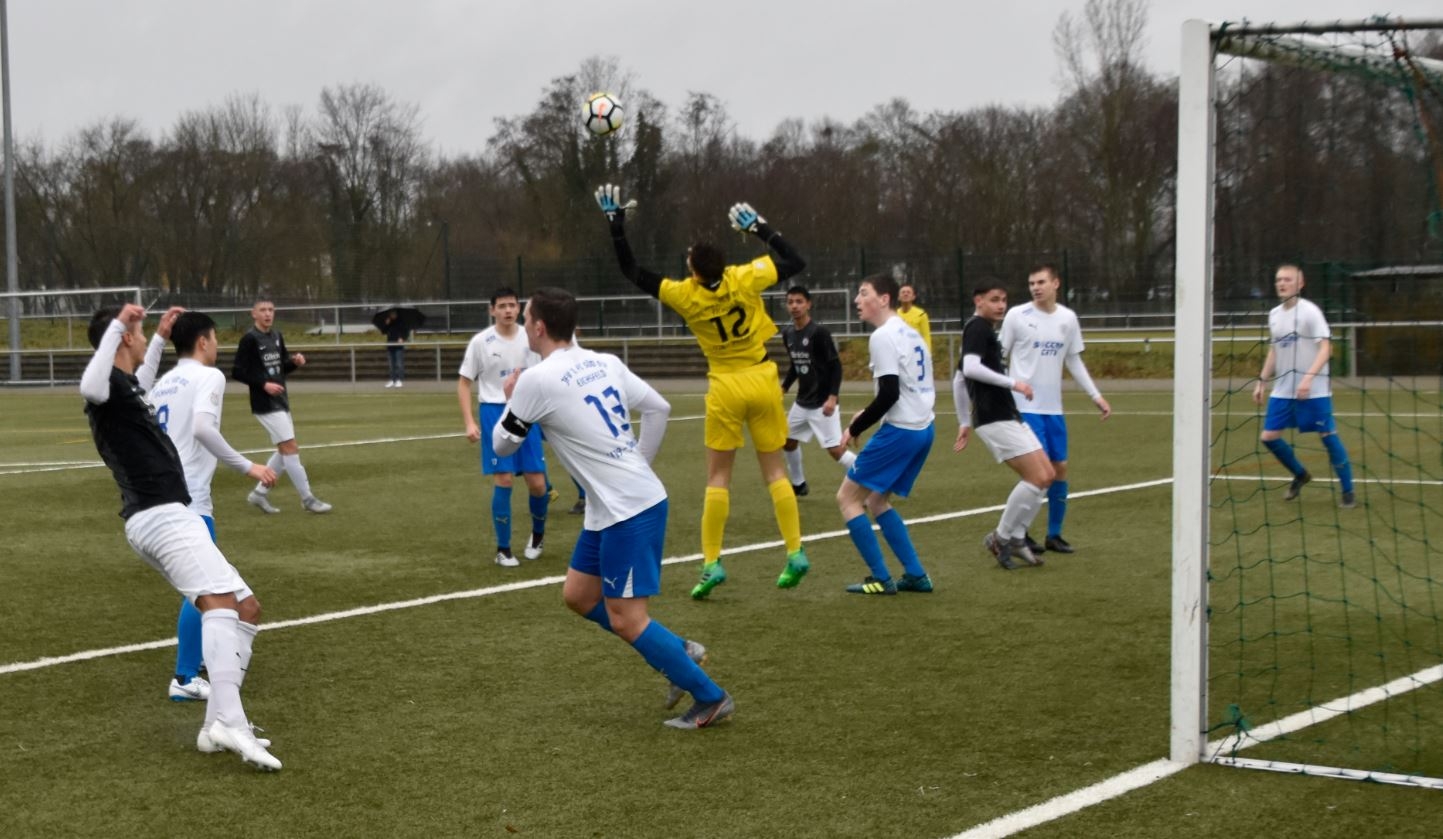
[1171,16,1443,786]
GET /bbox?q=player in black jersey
[82,304,281,770]
[951,281,1055,570]
[231,296,331,515]
[779,285,855,495]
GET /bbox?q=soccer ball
[583,92,624,137]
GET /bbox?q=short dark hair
[786,285,811,300]
[88,307,121,350]
[490,287,519,307]
[252,295,274,307]
[1028,263,1060,280]
[527,287,578,341]
[862,273,898,309]
[688,242,726,285]
[972,277,1008,297]
[171,311,217,356]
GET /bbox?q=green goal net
[1175,18,1443,788]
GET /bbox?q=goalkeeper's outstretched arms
[728,202,806,281]
[596,184,663,298]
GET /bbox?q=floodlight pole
[2,0,19,383]
[1171,18,1215,767]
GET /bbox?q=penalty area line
[0,475,1172,677]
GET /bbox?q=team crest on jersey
[802,337,810,346]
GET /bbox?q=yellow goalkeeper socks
[768,478,803,554]
[701,486,730,563]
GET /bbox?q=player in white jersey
[834,274,936,595]
[998,264,1112,554]
[495,287,733,729]
[1251,263,1355,507]
[458,287,551,567]
[150,312,278,704]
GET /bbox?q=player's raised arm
[137,307,184,391]
[728,202,806,281]
[79,308,140,404]
[596,184,663,298]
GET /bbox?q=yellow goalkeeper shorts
[703,361,788,453]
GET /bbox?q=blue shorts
[479,403,546,475]
[200,514,217,543]
[1264,396,1337,434]
[1021,413,1069,462]
[569,499,668,599]
[847,422,934,498]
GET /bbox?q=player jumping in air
[595,184,809,599]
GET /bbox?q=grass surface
[0,383,1439,838]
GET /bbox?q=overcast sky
[8,1,1441,155]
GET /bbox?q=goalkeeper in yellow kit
[596,184,808,599]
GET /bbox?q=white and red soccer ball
[583,92,624,137]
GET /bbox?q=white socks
[998,481,1047,539]
[201,608,247,728]
[255,452,285,494]
[282,454,313,500]
[784,448,805,485]
[838,449,857,469]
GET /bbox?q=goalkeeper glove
[728,202,765,234]
[595,184,637,224]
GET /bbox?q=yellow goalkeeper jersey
[659,255,780,373]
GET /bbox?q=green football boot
[690,561,728,600]
[776,548,810,588]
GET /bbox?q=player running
[998,264,1111,554]
[82,304,281,770]
[780,285,856,496]
[595,184,809,599]
[496,287,733,729]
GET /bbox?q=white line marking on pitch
[0,476,1174,676]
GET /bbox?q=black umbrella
[372,306,427,336]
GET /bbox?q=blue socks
[846,514,891,581]
[1047,480,1069,539]
[875,509,925,577]
[174,598,203,680]
[1323,433,1354,493]
[573,477,586,501]
[492,485,513,550]
[631,621,723,704]
[582,600,613,633]
[1264,438,1307,476]
[528,491,549,538]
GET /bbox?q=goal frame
[1172,17,1443,783]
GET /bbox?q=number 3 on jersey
[155,403,170,433]
[912,346,927,381]
[584,386,631,437]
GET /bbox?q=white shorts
[255,410,296,445]
[124,503,252,603]
[787,401,844,448]
[976,420,1043,463]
